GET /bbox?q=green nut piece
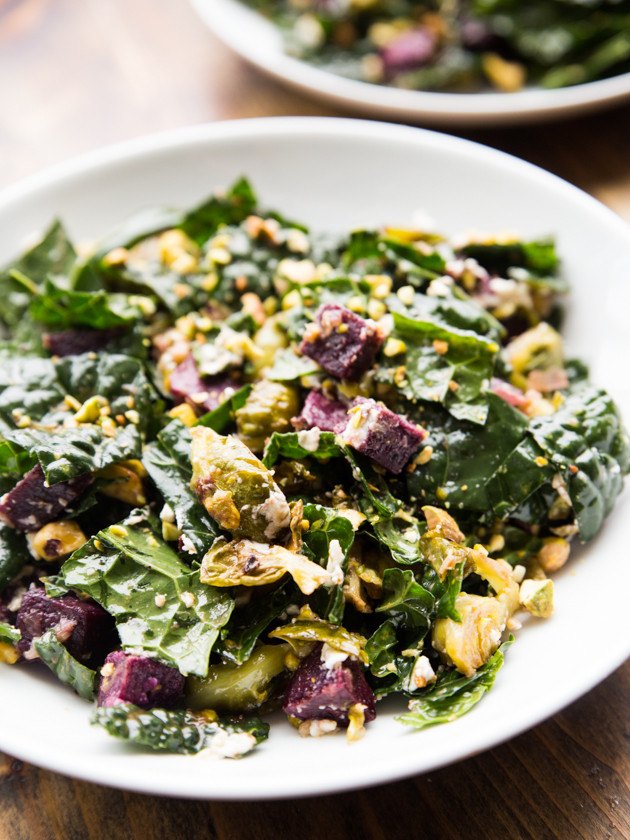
[235,380,300,453]
[190,426,290,541]
[519,578,554,618]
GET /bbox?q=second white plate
[193,0,630,126]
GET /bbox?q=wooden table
[1,1,629,837]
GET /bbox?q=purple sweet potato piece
[283,643,375,725]
[299,303,384,382]
[0,465,93,533]
[340,397,425,474]
[43,328,123,357]
[97,650,184,709]
[292,390,348,434]
[16,588,117,666]
[169,354,238,415]
[380,27,437,79]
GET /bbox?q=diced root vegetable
[292,389,348,433]
[43,328,124,357]
[340,398,425,474]
[169,354,239,415]
[97,650,185,709]
[16,588,117,666]
[282,643,376,726]
[299,303,384,382]
[0,465,93,533]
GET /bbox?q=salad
[239,0,630,93]
[0,177,627,760]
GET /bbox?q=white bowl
[193,0,630,126]
[0,118,629,799]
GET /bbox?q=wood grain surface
[0,1,629,837]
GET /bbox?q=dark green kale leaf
[458,239,559,278]
[262,431,343,468]
[529,382,630,541]
[30,277,144,331]
[0,524,30,593]
[0,355,65,424]
[398,639,512,730]
[365,618,429,698]
[340,230,445,282]
[0,221,76,327]
[406,395,555,522]
[60,518,233,676]
[4,424,143,486]
[376,568,434,630]
[142,431,219,558]
[194,384,252,433]
[0,622,20,643]
[216,582,294,665]
[377,312,498,425]
[92,703,268,755]
[302,503,355,625]
[0,352,158,485]
[267,349,321,381]
[386,287,505,341]
[55,353,156,432]
[34,629,98,701]
[179,177,258,246]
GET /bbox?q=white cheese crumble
[180,534,197,555]
[296,427,321,453]
[320,642,348,671]
[325,539,345,587]
[154,594,167,608]
[260,490,291,539]
[196,730,257,760]
[180,591,196,608]
[405,655,436,691]
[297,719,338,738]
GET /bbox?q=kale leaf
[34,629,98,701]
[92,702,268,755]
[60,517,233,676]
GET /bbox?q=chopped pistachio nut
[537,537,570,574]
[519,578,554,618]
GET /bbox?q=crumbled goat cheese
[325,539,345,586]
[405,655,436,691]
[260,490,291,539]
[197,730,257,760]
[180,534,197,555]
[180,591,196,608]
[296,427,321,452]
[320,642,348,671]
[297,719,338,738]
